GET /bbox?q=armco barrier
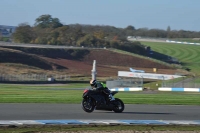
[109,87,143,91]
[0,120,200,125]
[159,88,200,92]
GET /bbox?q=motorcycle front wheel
[81,98,95,113]
[112,98,125,113]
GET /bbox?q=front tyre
[112,98,125,113]
[81,98,95,113]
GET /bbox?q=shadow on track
[94,111,173,115]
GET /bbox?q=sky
[1,0,200,31]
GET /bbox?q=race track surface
[0,104,199,120]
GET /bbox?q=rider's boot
[109,94,115,101]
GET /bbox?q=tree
[34,14,63,29]
[147,29,167,38]
[125,25,135,31]
[124,25,136,36]
[0,31,2,40]
[50,18,63,28]
[56,26,69,45]
[76,34,97,47]
[167,26,171,38]
[13,23,34,43]
[93,30,105,39]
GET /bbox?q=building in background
[0,25,16,37]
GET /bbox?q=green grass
[1,125,200,133]
[194,77,200,82]
[0,84,200,105]
[0,83,89,89]
[1,83,200,132]
[140,41,200,75]
[0,83,89,103]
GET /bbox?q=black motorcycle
[81,88,125,113]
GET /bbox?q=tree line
[12,14,200,55]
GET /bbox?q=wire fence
[106,76,200,88]
[0,74,70,81]
[106,78,143,88]
[164,82,200,88]
[1,73,200,88]
[162,76,200,88]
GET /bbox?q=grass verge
[0,83,200,105]
[0,125,200,133]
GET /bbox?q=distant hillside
[140,41,200,75]
[0,46,185,78]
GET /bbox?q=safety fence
[106,78,143,89]
[106,76,200,89]
[162,76,200,88]
[163,82,200,88]
[1,74,200,89]
[0,74,70,81]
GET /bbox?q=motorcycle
[81,88,125,113]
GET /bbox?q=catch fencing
[107,76,200,89]
[1,74,200,88]
[106,78,143,88]
[0,74,70,81]
[162,76,200,88]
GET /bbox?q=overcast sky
[1,0,200,31]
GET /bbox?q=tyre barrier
[159,88,200,92]
[109,87,143,91]
[109,87,200,92]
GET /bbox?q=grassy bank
[0,83,200,105]
[140,41,200,75]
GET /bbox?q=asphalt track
[0,104,199,120]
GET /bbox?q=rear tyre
[112,98,125,113]
[81,98,95,113]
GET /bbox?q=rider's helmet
[90,79,97,88]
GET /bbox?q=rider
[90,79,115,101]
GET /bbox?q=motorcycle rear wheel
[81,98,95,113]
[112,98,125,113]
